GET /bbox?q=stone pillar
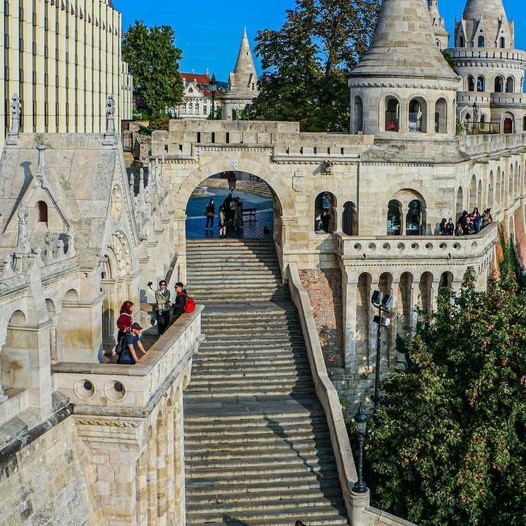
[136,448,149,525]
[341,264,359,374]
[156,413,168,526]
[166,402,176,521]
[0,328,8,403]
[147,428,158,526]
[350,490,373,526]
[174,396,186,525]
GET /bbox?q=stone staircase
[184,239,349,526]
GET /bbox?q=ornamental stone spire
[222,28,259,121]
[428,0,449,50]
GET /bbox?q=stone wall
[299,268,344,369]
[0,408,103,526]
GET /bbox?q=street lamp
[352,403,370,494]
[209,73,217,120]
[371,290,394,412]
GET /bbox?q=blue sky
[113,0,526,82]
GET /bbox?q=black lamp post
[209,73,217,120]
[352,403,370,494]
[371,290,394,412]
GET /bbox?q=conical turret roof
[233,28,257,77]
[463,0,508,23]
[349,0,458,81]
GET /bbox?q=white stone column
[341,264,359,374]
[174,394,186,525]
[0,328,8,403]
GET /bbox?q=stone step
[186,472,340,495]
[192,359,310,370]
[186,387,315,398]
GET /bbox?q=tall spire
[222,29,259,120]
[349,0,458,81]
[428,0,449,50]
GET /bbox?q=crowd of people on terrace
[438,207,493,236]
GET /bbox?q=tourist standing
[445,218,455,235]
[173,282,188,320]
[219,205,227,238]
[155,280,171,335]
[205,199,215,232]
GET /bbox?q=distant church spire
[428,0,449,50]
[222,29,259,121]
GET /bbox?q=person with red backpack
[173,282,196,320]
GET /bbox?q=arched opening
[439,272,453,295]
[506,77,515,93]
[456,187,464,220]
[45,299,58,363]
[315,192,336,233]
[419,272,434,313]
[409,98,427,132]
[185,172,280,241]
[503,112,514,134]
[385,97,400,132]
[387,200,402,235]
[356,273,372,372]
[37,201,48,223]
[378,272,394,368]
[156,412,167,521]
[500,37,505,48]
[459,35,465,47]
[406,199,423,235]
[477,76,485,92]
[509,164,514,202]
[467,75,475,92]
[353,96,364,133]
[469,175,477,210]
[495,76,504,93]
[342,201,358,236]
[523,116,526,132]
[478,35,485,48]
[435,98,448,133]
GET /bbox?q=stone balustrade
[52,306,203,415]
[459,132,526,156]
[335,223,498,262]
[449,48,526,62]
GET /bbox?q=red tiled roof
[180,73,211,84]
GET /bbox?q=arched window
[406,200,423,235]
[385,97,400,132]
[478,35,485,48]
[488,171,494,207]
[495,76,504,93]
[500,37,505,48]
[523,116,526,132]
[353,96,364,133]
[496,167,502,205]
[387,200,402,235]
[314,192,336,234]
[342,201,358,236]
[408,98,427,132]
[435,98,447,133]
[37,201,48,223]
[459,36,465,47]
[469,175,477,210]
[477,76,485,92]
[467,75,475,92]
[506,77,515,93]
[503,113,514,134]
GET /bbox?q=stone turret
[222,28,259,120]
[456,0,514,49]
[449,0,526,133]
[428,0,449,50]
[349,0,461,137]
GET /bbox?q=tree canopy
[251,0,380,132]
[122,21,183,119]
[362,253,526,526]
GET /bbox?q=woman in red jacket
[117,300,134,340]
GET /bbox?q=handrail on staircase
[287,263,358,520]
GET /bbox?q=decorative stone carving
[16,205,31,254]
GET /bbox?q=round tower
[449,0,526,133]
[349,0,461,137]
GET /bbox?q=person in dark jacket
[173,282,188,320]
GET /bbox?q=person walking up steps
[205,198,215,233]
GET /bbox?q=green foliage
[364,270,526,526]
[441,50,458,72]
[252,0,380,132]
[123,21,183,119]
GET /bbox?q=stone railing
[287,263,357,519]
[335,224,498,262]
[449,48,526,62]
[459,132,526,156]
[52,307,203,416]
